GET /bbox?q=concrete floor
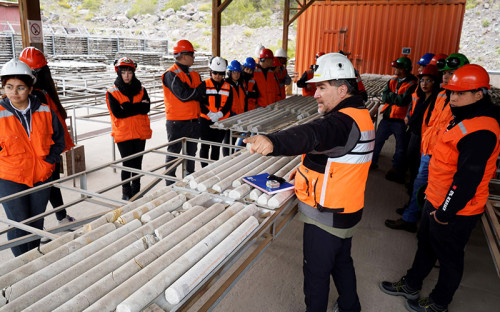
[1,111,499,312]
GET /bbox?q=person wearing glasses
[19,47,76,225]
[372,57,418,184]
[161,39,204,185]
[198,57,233,167]
[0,59,65,256]
[106,57,152,200]
[385,65,442,233]
[381,64,499,312]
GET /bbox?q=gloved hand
[214,111,223,121]
[207,111,218,122]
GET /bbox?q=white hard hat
[255,44,265,58]
[209,56,227,72]
[306,53,356,83]
[0,58,36,81]
[275,48,287,58]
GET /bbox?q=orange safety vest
[231,83,246,115]
[426,116,500,216]
[275,67,287,101]
[408,91,419,118]
[356,73,366,94]
[302,70,316,97]
[244,78,257,111]
[106,86,152,143]
[421,91,449,155]
[252,67,278,108]
[0,104,55,186]
[380,77,416,120]
[294,107,375,212]
[38,89,75,152]
[162,63,202,120]
[200,79,231,121]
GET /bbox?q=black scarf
[114,69,142,98]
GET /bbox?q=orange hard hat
[173,40,195,54]
[19,47,47,70]
[259,48,274,59]
[114,57,136,72]
[443,64,490,91]
[429,53,448,66]
[315,52,326,59]
[272,57,281,67]
[418,64,439,78]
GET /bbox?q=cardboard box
[61,145,86,176]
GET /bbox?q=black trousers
[165,120,200,184]
[199,118,226,167]
[49,160,67,220]
[303,223,361,312]
[405,201,480,306]
[116,139,146,188]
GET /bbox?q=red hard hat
[272,57,281,67]
[173,40,195,54]
[114,57,136,72]
[418,64,439,78]
[259,48,274,59]
[316,52,325,59]
[19,47,47,70]
[443,64,490,91]
[429,53,448,66]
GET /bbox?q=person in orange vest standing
[245,53,374,312]
[381,64,499,312]
[241,57,259,111]
[198,57,233,167]
[19,46,76,224]
[248,48,279,108]
[106,57,151,200]
[297,51,325,96]
[162,40,204,185]
[372,57,418,184]
[274,48,291,101]
[222,60,246,155]
[0,59,65,256]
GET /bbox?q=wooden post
[211,0,221,57]
[18,0,43,51]
[282,0,290,51]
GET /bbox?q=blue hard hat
[417,53,435,66]
[242,57,256,70]
[227,60,242,72]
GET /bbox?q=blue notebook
[242,173,295,195]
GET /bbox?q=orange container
[295,0,466,76]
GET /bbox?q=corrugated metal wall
[295,0,466,76]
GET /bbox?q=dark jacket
[107,74,151,118]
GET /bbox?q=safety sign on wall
[28,20,43,43]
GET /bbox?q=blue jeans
[372,119,407,172]
[0,178,51,257]
[403,155,430,223]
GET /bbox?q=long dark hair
[34,65,67,119]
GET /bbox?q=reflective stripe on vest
[295,107,375,212]
[426,116,500,216]
[162,63,201,120]
[106,86,152,143]
[0,104,55,186]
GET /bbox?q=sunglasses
[182,52,194,57]
[213,71,225,76]
[436,57,461,69]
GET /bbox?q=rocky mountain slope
[40,0,500,71]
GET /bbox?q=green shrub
[192,41,201,50]
[222,0,278,28]
[243,29,253,37]
[202,30,211,36]
[482,19,490,27]
[198,3,211,12]
[195,23,206,29]
[84,13,94,21]
[82,0,102,11]
[57,1,71,9]
[127,0,158,18]
[163,0,189,11]
[465,0,478,10]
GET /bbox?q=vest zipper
[297,167,309,196]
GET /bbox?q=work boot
[405,297,448,312]
[385,218,417,233]
[385,168,405,184]
[122,185,132,201]
[379,277,420,300]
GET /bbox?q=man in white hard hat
[274,48,291,101]
[245,53,374,312]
